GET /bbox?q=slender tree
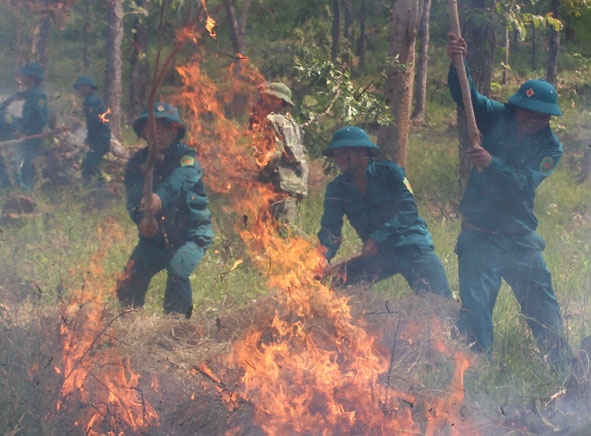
[104,0,123,142]
[411,0,431,122]
[377,0,419,167]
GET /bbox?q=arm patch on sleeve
[180,155,195,167]
[540,156,554,175]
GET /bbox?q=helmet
[261,82,293,106]
[19,62,45,81]
[508,79,562,116]
[133,102,186,141]
[73,75,98,90]
[323,126,381,157]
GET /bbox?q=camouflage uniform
[253,83,308,225]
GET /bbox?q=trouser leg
[503,249,572,366]
[116,241,167,309]
[400,250,452,298]
[164,242,205,316]
[81,143,109,183]
[456,232,503,353]
[17,140,41,191]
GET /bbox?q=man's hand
[139,216,158,238]
[468,146,492,169]
[140,193,162,214]
[361,239,380,257]
[447,35,467,60]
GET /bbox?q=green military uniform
[14,62,49,191]
[116,103,214,317]
[318,126,451,296]
[448,64,571,365]
[73,76,111,183]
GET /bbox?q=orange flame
[55,219,158,435]
[98,107,111,123]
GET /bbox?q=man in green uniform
[73,76,111,184]
[447,37,571,367]
[317,125,451,297]
[4,62,49,191]
[249,82,308,226]
[116,102,214,318]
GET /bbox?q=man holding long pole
[447,36,572,372]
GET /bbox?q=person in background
[1,62,49,191]
[248,82,308,227]
[317,125,451,298]
[0,106,17,189]
[73,75,111,185]
[116,102,214,319]
[447,36,572,369]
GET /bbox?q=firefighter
[3,62,49,191]
[73,75,111,185]
[116,102,214,318]
[249,82,309,227]
[317,125,451,297]
[447,37,572,369]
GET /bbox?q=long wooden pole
[448,0,481,153]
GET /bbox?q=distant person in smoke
[1,62,49,191]
[116,102,214,318]
[447,37,572,368]
[317,125,451,298]
[73,75,111,185]
[248,82,308,227]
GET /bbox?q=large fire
[172,52,479,434]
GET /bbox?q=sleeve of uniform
[124,153,146,225]
[486,136,563,198]
[367,164,420,248]
[156,155,214,247]
[317,181,345,260]
[448,63,505,134]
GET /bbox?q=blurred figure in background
[73,75,111,186]
[1,62,49,191]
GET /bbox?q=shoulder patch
[403,176,414,194]
[540,156,554,175]
[180,155,195,167]
[37,98,45,108]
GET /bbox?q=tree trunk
[531,24,537,70]
[82,0,92,73]
[331,0,340,62]
[546,0,560,84]
[343,0,353,41]
[456,0,495,190]
[38,0,52,67]
[356,0,367,70]
[411,0,431,123]
[224,0,245,55]
[104,0,124,143]
[502,26,509,85]
[129,0,150,119]
[377,0,419,168]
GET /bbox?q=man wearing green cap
[317,125,451,298]
[1,62,49,190]
[73,76,111,185]
[116,102,214,318]
[249,82,308,227]
[447,37,571,368]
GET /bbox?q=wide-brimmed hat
[260,82,293,106]
[19,62,45,81]
[323,126,381,157]
[133,102,186,141]
[508,79,562,116]
[73,75,98,90]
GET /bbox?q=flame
[170,52,480,434]
[98,107,111,124]
[55,219,158,435]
